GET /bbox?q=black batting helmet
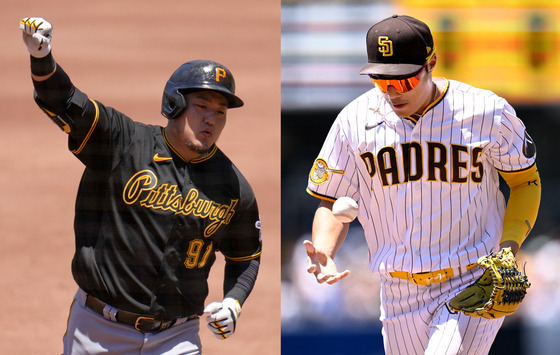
[161,60,244,119]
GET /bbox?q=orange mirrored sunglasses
[369,49,435,94]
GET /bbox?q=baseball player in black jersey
[20,17,262,354]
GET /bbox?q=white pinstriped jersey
[307,79,536,273]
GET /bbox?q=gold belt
[390,263,478,285]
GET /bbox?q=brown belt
[390,263,478,285]
[85,295,198,333]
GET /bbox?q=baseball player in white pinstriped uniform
[305,15,541,355]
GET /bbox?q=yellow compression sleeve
[498,165,541,246]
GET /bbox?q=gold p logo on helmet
[216,68,226,82]
[378,36,393,57]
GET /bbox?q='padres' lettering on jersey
[359,142,484,187]
[308,79,536,274]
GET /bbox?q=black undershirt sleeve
[30,53,75,115]
[30,52,56,77]
[223,257,260,306]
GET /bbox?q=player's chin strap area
[85,294,199,333]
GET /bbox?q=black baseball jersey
[34,69,262,320]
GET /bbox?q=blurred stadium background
[281,1,560,354]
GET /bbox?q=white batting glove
[203,298,241,340]
[20,17,52,58]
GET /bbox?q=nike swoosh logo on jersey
[365,120,385,130]
[367,107,387,130]
[153,153,173,162]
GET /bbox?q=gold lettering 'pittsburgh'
[123,170,238,237]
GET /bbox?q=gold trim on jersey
[305,188,336,203]
[406,78,449,124]
[224,250,262,262]
[309,158,345,185]
[162,128,218,163]
[72,99,99,155]
[191,145,218,163]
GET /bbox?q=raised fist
[20,17,52,58]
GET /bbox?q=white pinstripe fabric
[379,268,503,355]
[308,79,536,274]
[307,78,534,353]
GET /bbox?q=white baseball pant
[379,267,504,355]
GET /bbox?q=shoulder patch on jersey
[522,131,536,159]
[309,158,345,185]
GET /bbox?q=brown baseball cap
[359,15,434,78]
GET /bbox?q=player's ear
[427,52,437,73]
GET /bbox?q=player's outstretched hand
[204,298,241,340]
[304,240,350,285]
[20,17,52,58]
